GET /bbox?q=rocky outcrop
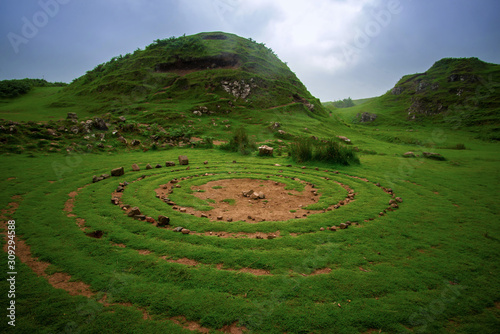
[356,112,377,123]
[258,145,273,156]
[221,78,257,100]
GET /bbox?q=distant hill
[60,32,328,118]
[332,57,500,140]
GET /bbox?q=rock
[392,86,403,95]
[337,136,351,143]
[242,190,254,197]
[127,207,141,217]
[173,226,184,232]
[227,218,233,222]
[356,112,378,123]
[396,197,403,203]
[339,223,348,229]
[204,161,208,165]
[47,128,58,136]
[132,164,140,171]
[70,126,79,134]
[101,174,110,180]
[250,192,259,200]
[155,164,162,168]
[157,215,170,226]
[111,167,125,177]
[258,145,274,156]
[165,161,175,167]
[146,163,153,170]
[257,192,265,199]
[117,136,127,144]
[180,208,187,213]
[116,186,125,192]
[330,226,337,231]
[111,197,120,205]
[178,155,189,165]
[131,139,141,146]
[272,122,281,129]
[217,216,223,220]
[118,116,126,122]
[391,203,399,209]
[320,227,325,231]
[181,228,190,234]
[92,175,99,183]
[423,152,445,160]
[201,214,208,218]
[403,151,416,158]
[67,112,78,121]
[146,217,155,223]
[93,118,108,131]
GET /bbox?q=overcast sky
[1,0,499,101]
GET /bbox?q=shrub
[289,137,360,165]
[220,127,257,155]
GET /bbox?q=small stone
[165,161,175,167]
[173,226,184,232]
[227,218,233,222]
[127,207,141,217]
[201,214,208,218]
[101,174,110,179]
[155,164,162,168]
[180,208,187,213]
[132,164,140,171]
[204,161,208,165]
[320,227,325,231]
[178,155,189,165]
[396,197,403,203]
[146,163,153,170]
[267,234,276,239]
[111,197,120,205]
[339,223,348,229]
[146,217,155,223]
[134,215,146,220]
[181,228,190,234]
[92,175,99,183]
[116,186,124,193]
[111,167,125,177]
[158,215,170,226]
[217,216,223,220]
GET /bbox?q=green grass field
[1,126,499,333]
[0,35,499,333]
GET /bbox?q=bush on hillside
[220,127,257,155]
[0,79,67,98]
[289,137,360,165]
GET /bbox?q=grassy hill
[330,57,500,141]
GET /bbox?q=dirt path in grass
[0,194,247,333]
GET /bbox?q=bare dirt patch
[161,178,323,222]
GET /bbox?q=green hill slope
[60,32,327,118]
[332,58,500,140]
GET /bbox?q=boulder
[356,112,377,123]
[111,167,125,177]
[67,112,78,121]
[178,155,189,165]
[337,136,351,143]
[403,151,416,158]
[157,215,170,226]
[132,164,140,171]
[93,118,108,131]
[258,145,274,156]
[423,152,445,160]
[127,207,141,217]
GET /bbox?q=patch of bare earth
[158,178,324,222]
